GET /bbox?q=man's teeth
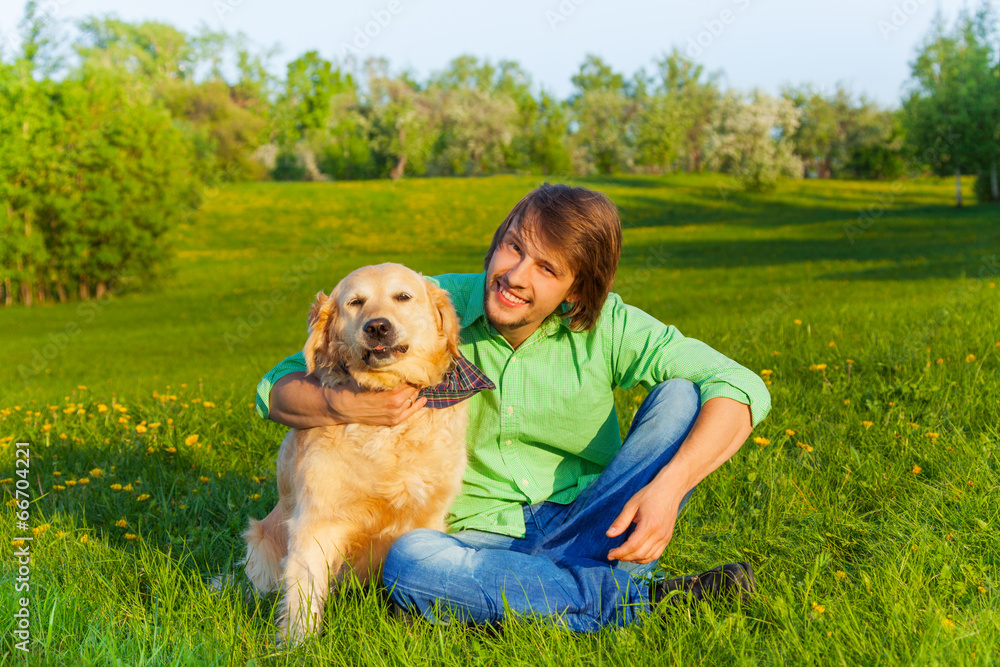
[500,286,527,304]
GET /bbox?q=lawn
[1,173,998,665]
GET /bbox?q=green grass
[1,173,998,665]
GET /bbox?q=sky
[0,0,980,107]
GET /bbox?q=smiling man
[255,183,770,631]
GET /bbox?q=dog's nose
[364,318,392,339]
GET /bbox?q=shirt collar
[465,271,571,337]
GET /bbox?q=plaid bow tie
[419,354,495,408]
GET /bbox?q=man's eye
[509,241,520,253]
[394,293,411,302]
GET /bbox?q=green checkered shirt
[256,271,770,537]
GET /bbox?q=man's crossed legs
[383,379,753,632]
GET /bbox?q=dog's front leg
[276,521,347,645]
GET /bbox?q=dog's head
[304,263,461,391]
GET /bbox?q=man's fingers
[392,395,426,424]
[606,502,638,538]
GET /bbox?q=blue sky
[0,0,978,107]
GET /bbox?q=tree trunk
[4,277,11,306]
[96,282,108,299]
[390,154,407,180]
[991,161,999,202]
[955,167,963,208]
[79,276,90,300]
[56,282,68,302]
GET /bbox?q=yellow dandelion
[835,570,846,580]
[936,358,944,365]
[135,425,147,434]
[56,531,66,538]
[909,422,920,429]
[968,480,974,487]
[6,499,19,507]
[148,422,160,429]
[785,429,796,436]
[925,432,940,439]
[90,468,104,478]
[794,319,802,325]
[98,404,108,413]
[200,476,210,483]
[136,494,150,502]
[65,479,76,487]
[110,483,122,491]
[249,493,261,500]
[911,465,922,474]
[122,484,133,492]
[146,446,155,454]
[965,354,976,363]
[796,442,814,452]
[941,617,955,630]
[809,364,827,372]
[42,424,52,432]
[828,341,836,347]
[115,518,128,528]
[125,533,137,541]
[811,601,826,614]
[79,477,89,485]
[754,437,770,446]
[0,478,11,484]
[32,523,49,535]
[843,399,850,405]
[13,539,25,547]
[862,421,874,429]
[53,484,66,491]
[203,401,215,408]
[760,369,773,377]
[77,385,87,391]
[165,447,176,454]
[185,434,199,446]
[979,585,987,593]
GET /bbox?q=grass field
[1,173,998,665]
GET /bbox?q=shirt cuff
[255,352,309,421]
[699,380,772,428]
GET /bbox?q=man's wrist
[321,384,345,424]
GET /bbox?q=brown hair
[484,183,622,331]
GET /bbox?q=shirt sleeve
[255,351,308,421]
[608,294,771,428]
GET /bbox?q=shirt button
[511,356,518,362]
[505,439,512,446]
[521,479,529,486]
[506,407,514,415]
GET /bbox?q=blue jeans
[382,379,701,632]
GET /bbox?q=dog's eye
[348,298,365,307]
[394,293,411,302]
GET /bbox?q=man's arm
[605,396,752,564]
[268,371,427,429]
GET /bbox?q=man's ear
[304,291,341,378]
[429,283,461,359]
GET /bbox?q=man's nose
[506,257,530,286]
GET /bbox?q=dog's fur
[242,263,469,643]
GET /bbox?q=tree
[903,3,999,206]
[569,55,636,174]
[705,90,802,192]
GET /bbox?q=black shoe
[652,562,756,605]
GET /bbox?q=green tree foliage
[569,55,636,174]
[706,90,802,192]
[0,64,196,306]
[783,84,903,180]
[903,3,999,206]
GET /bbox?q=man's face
[483,220,577,348]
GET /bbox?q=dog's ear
[304,290,341,378]
[429,283,461,359]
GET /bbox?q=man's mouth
[496,283,529,307]
[362,343,409,364]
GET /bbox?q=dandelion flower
[835,570,846,580]
[110,483,122,491]
[936,358,944,365]
[65,479,76,487]
[911,465,922,474]
[828,341,836,348]
[115,519,128,528]
[203,401,215,408]
[122,484,133,492]
[149,422,160,429]
[53,484,66,491]
[80,535,90,544]
[796,442,814,452]
[843,399,850,405]
[862,421,873,429]
[809,364,827,372]
[42,424,52,432]
[77,385,87,391]
[136,494,150,501]
[165,447,176,454]
[794,319,802,325]
[13,539,25,547]
[79,478,89,485]
[125,533,137,541]
[135,425,147,434]
[925,432,940,439]
[811,602,825,614]
[760,369,773,377]
[979,586,987,593]
[32,524,49,535]
[941,617,955,630]
[90,468,104,478]
[965,354,976,363]
[200,476,210,483]
[249,493,260,500]
[98,404,108,413]
[185,434,199,446]
[785,429,796,436]
[754,437,770,446]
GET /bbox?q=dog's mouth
[362,343,409,365]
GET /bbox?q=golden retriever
[242,263,470,643]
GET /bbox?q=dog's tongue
[374,345,386,351]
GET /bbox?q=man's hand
[327,379,427,426]
[605,477,686,564]
[268,371,427,429]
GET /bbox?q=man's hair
[484,183,622,331]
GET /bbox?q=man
[255,184,770,631]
